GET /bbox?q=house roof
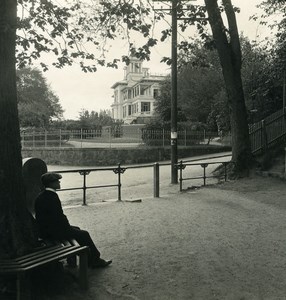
[111,80,128,89]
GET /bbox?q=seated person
[35,172,112,268]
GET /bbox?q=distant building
[111,56,166,124]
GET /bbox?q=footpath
[39,171,286,300]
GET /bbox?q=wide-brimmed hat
[41,172,62,186]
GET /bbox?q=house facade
[111,57,166,124]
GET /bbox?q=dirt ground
[26,173,286,300]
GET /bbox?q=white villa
[111,57,166,124]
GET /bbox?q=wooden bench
[0,239,89,300]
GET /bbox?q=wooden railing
[249,108,286,154]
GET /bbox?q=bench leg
[78,250,88,290]
[17,272,31,300]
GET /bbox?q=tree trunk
[204,0,253,173]
[0,0,36,258]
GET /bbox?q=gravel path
[43,174,286,300]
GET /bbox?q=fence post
[261,120,268,153]
[109,128,112,148]
[33,131,35,148]
[80,129,83,148]
[203,129,206,144]
[162,128,165,147]
[44,130,47,148]
[138,128,140,144]
[223,162,228,181]
[185,129,187,146]
[153,162,160,198]
[59,129,62,148]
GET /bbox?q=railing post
[59,129,62,148]
[113,163,126,202]
[45,130,47,148]
[33,131,35,148]
[177,160,186,192]
[153,162,160,198]
[118,164,122,201]
[79,171,90,205]
[83,172,87,205]
[201,163,208,186]
[162,128,165,147]
[80,129,83,148]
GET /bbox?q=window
[134,63,141,73]
[153,89,159,98]
[141,102,150,112]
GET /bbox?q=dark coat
[35,190,72,239]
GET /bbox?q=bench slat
[21,247,89,271]
[19,246,80,266]
[15,243,71,261]
[17,244,75,264]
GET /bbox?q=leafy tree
[51,119,80,130]
[203,0,253,172]
[17,67,63,128]
[78,109,113,129]
[155,43,229,132]
[255,1,286,114]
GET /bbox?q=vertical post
[45,130,47,148]
[171,0,178,184]
[138,127,140,144]
[224,162,227,181]
[79,249,88,290]
[153,162,160,198]
[113,164,125,201]
[83,172,87,206]
[203,129,206,144]
[162,128,165,147]
[179,160,183,192]
[201,163,208,186]
[80,129,83,149]
[261,120,268,153]
[59,129,62,148]
[117,163,122,201]
[33,131,35,148]
[109,127,112,148]
[185,129,187,146]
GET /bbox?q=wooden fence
[249,108,286,154]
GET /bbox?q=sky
[34,0,270,120]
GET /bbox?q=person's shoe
[90,258,112,269]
